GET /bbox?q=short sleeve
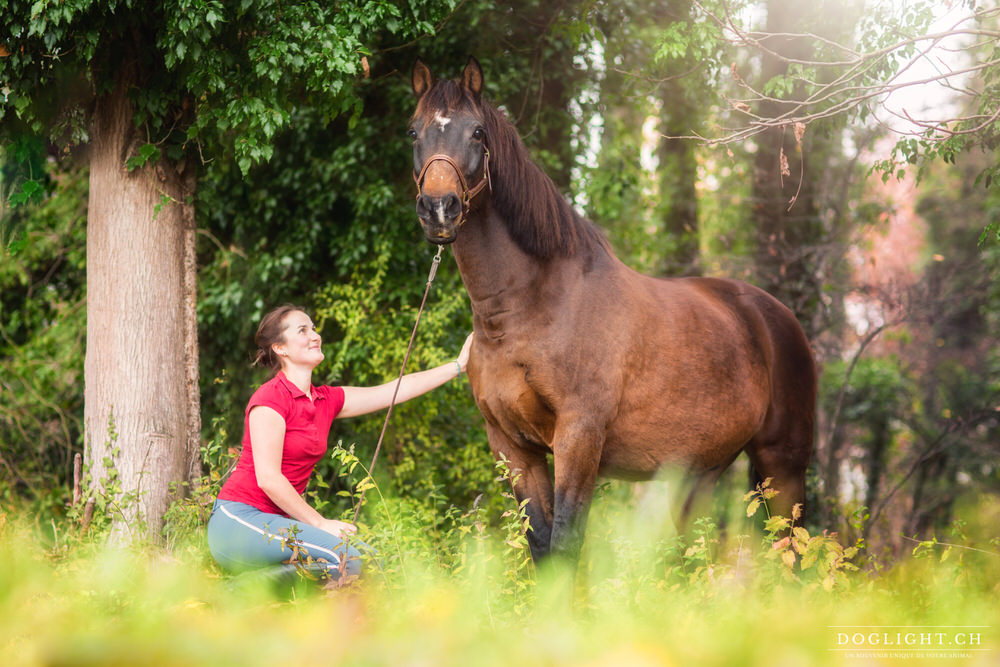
[245,378,292,421]
[320,385,346,419]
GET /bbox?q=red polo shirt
[217,372,345,516]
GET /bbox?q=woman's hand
[316,518,358,540]
[457,332,474,372]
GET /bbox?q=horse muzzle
[416,192,464,244]
[412,149,491,245]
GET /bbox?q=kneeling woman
[208,304,472,582]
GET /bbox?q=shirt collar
[276,371,324,400]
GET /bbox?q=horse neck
[451,207,545,305]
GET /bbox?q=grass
[1,478,998,667]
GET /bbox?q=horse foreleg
[484,422,554,561]
[550,420,604,563]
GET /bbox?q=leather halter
[413,148,491,226]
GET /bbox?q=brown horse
[409,58,816,563]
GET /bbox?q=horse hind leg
[744,419,813,523]
[746,307,816,524]
[665,450,743,547]
[670,454,739,531]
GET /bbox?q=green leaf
[8,179,44,206]
[125,144,161,172]
[153,194,173,220]
[765,516,791,533]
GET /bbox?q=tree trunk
[84,67,199,542]
[751,0,836,339]
[658,83,700,276]
[820,413,847,527]
[862,418,889,540]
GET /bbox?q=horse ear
[461,57,484,100]
[412,59,435,99]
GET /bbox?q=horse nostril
[416,194,432,219]
[444,193,462,218]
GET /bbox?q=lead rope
[351,244,445,524]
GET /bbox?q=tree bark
[658,82,700,276]
[84,65,199,541]
[751,0,833,339]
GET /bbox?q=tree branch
[666,2,1000,148]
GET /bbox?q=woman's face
[273,310,324,371]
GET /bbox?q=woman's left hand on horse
[457,332,474,372]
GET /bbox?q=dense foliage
[3,474,998,665]
[0,160,86,511]
[0,0,458,171]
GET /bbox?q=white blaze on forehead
[434,111,451,132]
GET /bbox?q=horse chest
[470,293,541,342]
[471,360,556,450]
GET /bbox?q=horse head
[409,57,491,244]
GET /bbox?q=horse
[408,57,816,564]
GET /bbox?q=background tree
[744,0,864,338]
[580,0,709,276]
[679,0,999,237]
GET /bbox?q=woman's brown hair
[253,304,306,373]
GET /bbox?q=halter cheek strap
[413,148,492,226]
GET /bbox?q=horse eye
[407,128,418,140]
[472,127,485,140]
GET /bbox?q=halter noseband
[413,148,491,226]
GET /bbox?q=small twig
[900,535,1000,558]
[81,497,96,530]
[197,228,248,259]
[900,105,1000,138]
[73,453,83,507]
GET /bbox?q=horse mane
[416,80,611,260]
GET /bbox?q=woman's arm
[339,332,473,419]
[249,406,357,539]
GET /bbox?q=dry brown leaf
[793,122,806,145]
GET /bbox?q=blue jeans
[207,499,363,579]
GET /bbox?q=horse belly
[601,377,769,476]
